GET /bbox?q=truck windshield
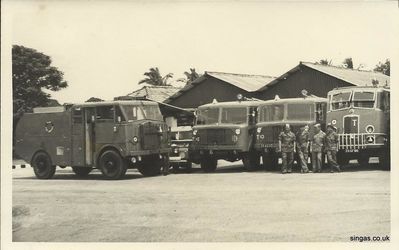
[353,91,375,108]
[122,105,163,121]
[259,104,284,122]
[330,92,351,110]
[171,130,192,140]
[221,107,247,124]
[286,103,314,121]
[196,108,219,125]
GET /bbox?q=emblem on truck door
[44,121,54,133]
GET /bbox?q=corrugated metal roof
[164,71,276,104]
[258,62,390,92]
[302,62,390,87]
[128,85,182,103]
[206,71,276,92]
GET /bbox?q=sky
[8,0,398,104]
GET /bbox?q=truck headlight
[235,128,241,135]
[257,127,262,133]
[366,135,375,143]
[331,119,337,125]
[173,148,179,154]
[133,136,138,143]
[193,129,198,136]
[260,134,265,139]
[366,125,374,134]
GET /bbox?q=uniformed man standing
[296,125,311,173]
[278,124,296,174]
[325,124,341,173]
[310,124,325,173]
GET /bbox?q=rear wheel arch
[30,149,51,165]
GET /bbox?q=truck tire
[31,151,56,179]
[72,167,92,177]
[379,152,390,171]
[200,157,217,172]
[264,151,279,171]
[357,155,369,167]
[242,152,260,171]
[99,150,127,180]
[337,151,350,166]
[137,155,162,177]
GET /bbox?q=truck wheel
[72,167,92,177]
[379,152,390,171]
[99,150,127,180]
[242,152,260,171]
[137,155,162,176]
[337,151,350,166]
[31,151,56,179]
[200,157,217,172]
[172,164,180,171]
[264,152,278,171]
[357,155,369,167]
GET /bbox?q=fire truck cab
[189,97,260,172]
[254,95,327,170]
[14,100,170,179]
[326,86,390,168]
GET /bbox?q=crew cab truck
[189,97,260,172]
[326,86,390,169]
[14,100,170,180]
[254,95,327,170]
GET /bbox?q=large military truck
[254,94,327,170]
[189,96,261,172]
[14,100,170,179]
[326,86,390,169]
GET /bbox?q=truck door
[71,107,85,166]
[85,108,96,165]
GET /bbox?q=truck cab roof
[198,100,261,109]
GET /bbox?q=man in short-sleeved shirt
[325,124,341,173]
[278,124,296,174]
[296,125,311,173]
[310,124,325,173]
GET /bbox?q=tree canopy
[374,59,390,76]
[342,57,354,69]
[12,45,68,118]
[138,67,173,86]
[86,97,104,102]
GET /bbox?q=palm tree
[138,67,173,86]
[177,68,201,84]
[318,59,332,66]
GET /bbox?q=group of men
[278,123,341,174]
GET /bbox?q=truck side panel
[15,111,72,166]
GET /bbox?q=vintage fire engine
[326,86,390,169]
[189,95,261,172]
[14,100,170,179]
[254,93,327,170]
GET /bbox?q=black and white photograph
[1,0,398,249]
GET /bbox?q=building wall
[256,66,353,100]
[168,77,255,108]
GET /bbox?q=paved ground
[12,160,390,242]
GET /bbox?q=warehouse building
[256,62,390,100]
[165,71,276,108]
